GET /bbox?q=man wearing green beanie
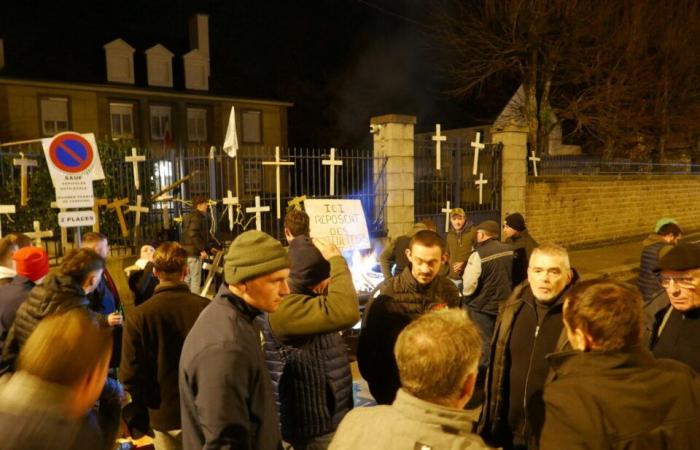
[179,230,290,450]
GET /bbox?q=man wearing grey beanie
[179,230,290,450]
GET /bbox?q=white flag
[223,106,239,158]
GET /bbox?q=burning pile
[346,248,384,294]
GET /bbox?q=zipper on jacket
[520,309,541,440]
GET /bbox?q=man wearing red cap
[0,247,49,354]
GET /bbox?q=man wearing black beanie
[504,212,539,287]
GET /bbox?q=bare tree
[436,0,700,161]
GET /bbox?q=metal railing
[0,142,386,257]
[533,155,700,176]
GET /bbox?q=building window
[150,105,172,140]
[187,108,207,142]
[39,97,69,136]
[241,110,262,144]
[109,103,134,140]
[243,158,263,195]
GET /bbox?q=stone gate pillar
[491,126,528,225]
[370,114,416,239]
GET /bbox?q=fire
[345,248,383,294]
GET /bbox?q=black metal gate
[414,135,502,233]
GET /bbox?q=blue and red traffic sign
[48,132,94,173]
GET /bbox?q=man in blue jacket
[179,230,290,450]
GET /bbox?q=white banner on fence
[58,210,96,227]
[305,199,370,251]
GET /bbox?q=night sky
[1,0,511,148]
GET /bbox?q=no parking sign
[42,132,105,208]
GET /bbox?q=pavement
[568,230,700,283]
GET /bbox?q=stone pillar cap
[370,114,417,125]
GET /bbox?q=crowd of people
[0,204,698,450]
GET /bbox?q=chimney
[0,39,5,71]
[189,14,209,57]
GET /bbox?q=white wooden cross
[262,147,294,219]
[125,147,146,190]
[0,205,16,238]
[441,201,452,233]
[128,194,149,227]
[322,148,343,196]
[432,124,447,171]
[13,153,38,206]
[222,190,239,231]
[471,132,485,175]
[529,150,541,177]
[50,201,68,251]
[474,172,488,205]
[245,195,270,231]
[25,220,53,247]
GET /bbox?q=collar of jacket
[10,275,34,288]
[215,284,262,321]
[392,389,479,433]
[153,280,191,295]
[453,223,472,236]
[474,236,498,249]
[546,344,655,377]
[399,266,439,294]
[0,371,75,417]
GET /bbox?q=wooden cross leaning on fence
[128,195,149,228]
[222,190,239,232]
[245,196,270,232]
[441,201,452,233]
[432,124,447,171]
[262,147,294,219]
[471,132,485,176]
[13,153,38,206]
[322,148,343,196]
[108,198,130,238]
[287,195,306,212]
[0,205,16,238]
[125,148,146,190]
[529,150,541,177]
[474,173,488,205]
[25,220,53,247]
[201,250,225,298]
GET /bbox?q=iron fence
[414,135,502,233]
[0,142,386,259]
[533,154,700,176]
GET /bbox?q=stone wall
[525,175,700,247]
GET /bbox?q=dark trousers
[465,308,496,408]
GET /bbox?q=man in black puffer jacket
[261,209,359,449]
[358,230,460,405]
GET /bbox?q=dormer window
[145,44,174,88]
[103,39,135,84]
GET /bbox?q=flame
[346,248,383,293]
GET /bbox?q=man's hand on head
[312,238,342,261]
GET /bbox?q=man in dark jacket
[638,221,681,305]
[120,242,209,449]
[462,221,513,359]
[358,230,460,405]
[0,247,49,353]
[503,213,539,287]
[179,230,290,450]
[540,280,700,450]
[649,243,700,372]
[263,210,359,449]
[479,243,577,450]
[462,220,513,407]
[182,196,212,294]
[0,309,120,450]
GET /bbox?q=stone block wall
[525,175,700,247]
